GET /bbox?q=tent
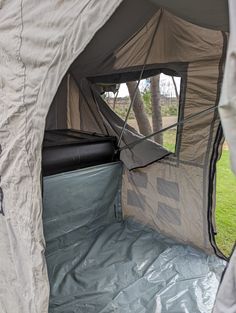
[0,0,235,312]
[213,246,236,313]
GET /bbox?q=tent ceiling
[70,0,158,79]
[149,0,229,32]
[71,0,229,81]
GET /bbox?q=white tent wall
[213,1,236,310]
[0,1,123,312]
[213,247,236,313]
[219,0,236,175]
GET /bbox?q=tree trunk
[171,76,179,100]
[151,75,163,145]
[126,81,152,136]
[113,91,118,110]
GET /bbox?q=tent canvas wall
[47,9,227,254]
[0,0,234,313]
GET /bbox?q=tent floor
[46,219,225,313]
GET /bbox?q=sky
[112,74,181,98]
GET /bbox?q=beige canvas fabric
[67,74,81,130]
[213,247,236,313]
[0,1,231,312]
[83,11,225,253]
[48,10,226,254]
[46,75,68,129]
[122,162,208,250]
[219,0,236,175]
[114,11,223,68]
[113,12,225,254]
[80,11,224,78]
[48,73,221,253]
[0,1,123,313]
[149,0,229,32]
[122,55,223,251]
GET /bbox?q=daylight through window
[104,73,181,153]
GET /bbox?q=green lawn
[163,130,176,152]
[215,149,236,256]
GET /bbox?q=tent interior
[42,2,229,313]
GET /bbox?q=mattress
[42,129,118,176]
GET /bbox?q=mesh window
[104,74,181,153]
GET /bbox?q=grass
[215,149,236,256]
[163,130,176,152]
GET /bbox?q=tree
[171,76,179,101]
[126,81,152,136]
[126,75,163,145]
[150,75,163,145]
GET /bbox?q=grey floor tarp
[43,163,226,313]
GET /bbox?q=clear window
[104,74,181,153]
